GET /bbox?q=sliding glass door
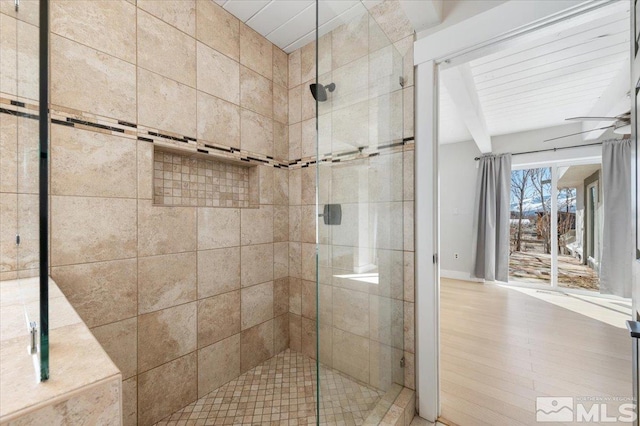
[509,162,601,293]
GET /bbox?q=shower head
[309,82,336,102]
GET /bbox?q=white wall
[439,124,612,278]
[439,140,480,276]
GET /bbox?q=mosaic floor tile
[155,349,384,426]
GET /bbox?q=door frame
[413,0,618,421]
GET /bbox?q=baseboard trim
[440,269,484,283]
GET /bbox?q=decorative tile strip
[0,93,414,170]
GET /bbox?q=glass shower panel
[316,3,405,423]
[0,0,47,380]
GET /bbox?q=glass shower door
[315,3,406,423]
[0,0,48,380]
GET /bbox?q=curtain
[473,154,512,282]
[600,138,632,298]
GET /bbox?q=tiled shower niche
[153,147,258,208]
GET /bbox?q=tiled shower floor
[155,349,384,426]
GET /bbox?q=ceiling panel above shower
[214,0,382,53]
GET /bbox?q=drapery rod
[473,140,610,161]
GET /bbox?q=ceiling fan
[543,112,631,142]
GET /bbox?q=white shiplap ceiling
[215,0,383,53]
[439,1,630,145]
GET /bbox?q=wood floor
[439,278,632,426]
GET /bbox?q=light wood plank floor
[439,278,632,426]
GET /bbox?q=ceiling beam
[582,63,630,140]
[399,0,442,33]
[440,63,492,153]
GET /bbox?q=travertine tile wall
[1,1,289,425]
[287,0,416,392]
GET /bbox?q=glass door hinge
[29,322,37,354]
[14,0,19,12]
[400,356,406,368]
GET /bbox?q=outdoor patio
[508,251,599,290]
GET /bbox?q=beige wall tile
[370,91,403,148]
[197,207,240,249]
[288,85,301,125]
[241,243,274,287]
[0,113,17,193]
[51,34,136,122]
[301,317,317,359]
[273,45,288,88]
[318,33,332,75]
[331,14,368,69]
[240,319,274,372]
[301,118,316,159]
[403,86,414,139]
[197,247,241,299]
[240,23,272,80]
[288,204,301,243]
[288,241,301,279]
[288,49,301,89]
[300,211,316,251]
[370,341,403,392]
[138,252,197,314]
[300,166,315,206]
[273,277,289,317]
[289,313,302,352]
[91,317,138,380]
[288,277,301,316]
[51,126,136,198]
[333,287,369,338]
[138,352,197,426]
[403,251,414,303]
[241,281,273,330]
[301,279,317,321]
[138,302,197,372]
[274,313,289,354]
[138,10,196,86]
[301,79,315,122]
[289,122,301,161]
[332,101,368,153]
[300,42,315,85]
[52,259,137,328]
[197,41,240,105]
[274,122,288,161]
[240,109,273,156]
[369,295,403,349]
[195,0,239,61]
[333,56,369,111]
[404,301,415,353]
[198,291,240,347]
[123,377,137,426]
[240,67,273,119]
[274,241,288,279]
[369,0,414,43]
[273,83,288,124]
[198,334,240,397]
[138,201,197,257]
[138,141,154,200]
[404,351,415,390]
[319,322,332,366]
[2,17,39,100]
[404,201,414,251]
[197,90,240,147]
[319,284,332,325]
[301,243,316,282]
[274,168,289,205]
[52,196,137,266]
[259,165,274,205]
[137,67,197,137]
[333,328,370,384]
[137,0,196,37]
[403,150,414,201]
[241,205,273,245]
[51,0,136,63]
[0,193,17,274]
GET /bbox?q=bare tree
[511,169,533,252]
[531,168,552,254]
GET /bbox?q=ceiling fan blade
[565,116,619,121]
[543,125,614,142]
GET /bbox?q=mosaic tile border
[0,94,415,171]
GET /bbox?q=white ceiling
[215,0,383,53]
[439,1,630,146]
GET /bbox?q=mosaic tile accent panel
[155,349,384,426]
[153,149,250,207]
